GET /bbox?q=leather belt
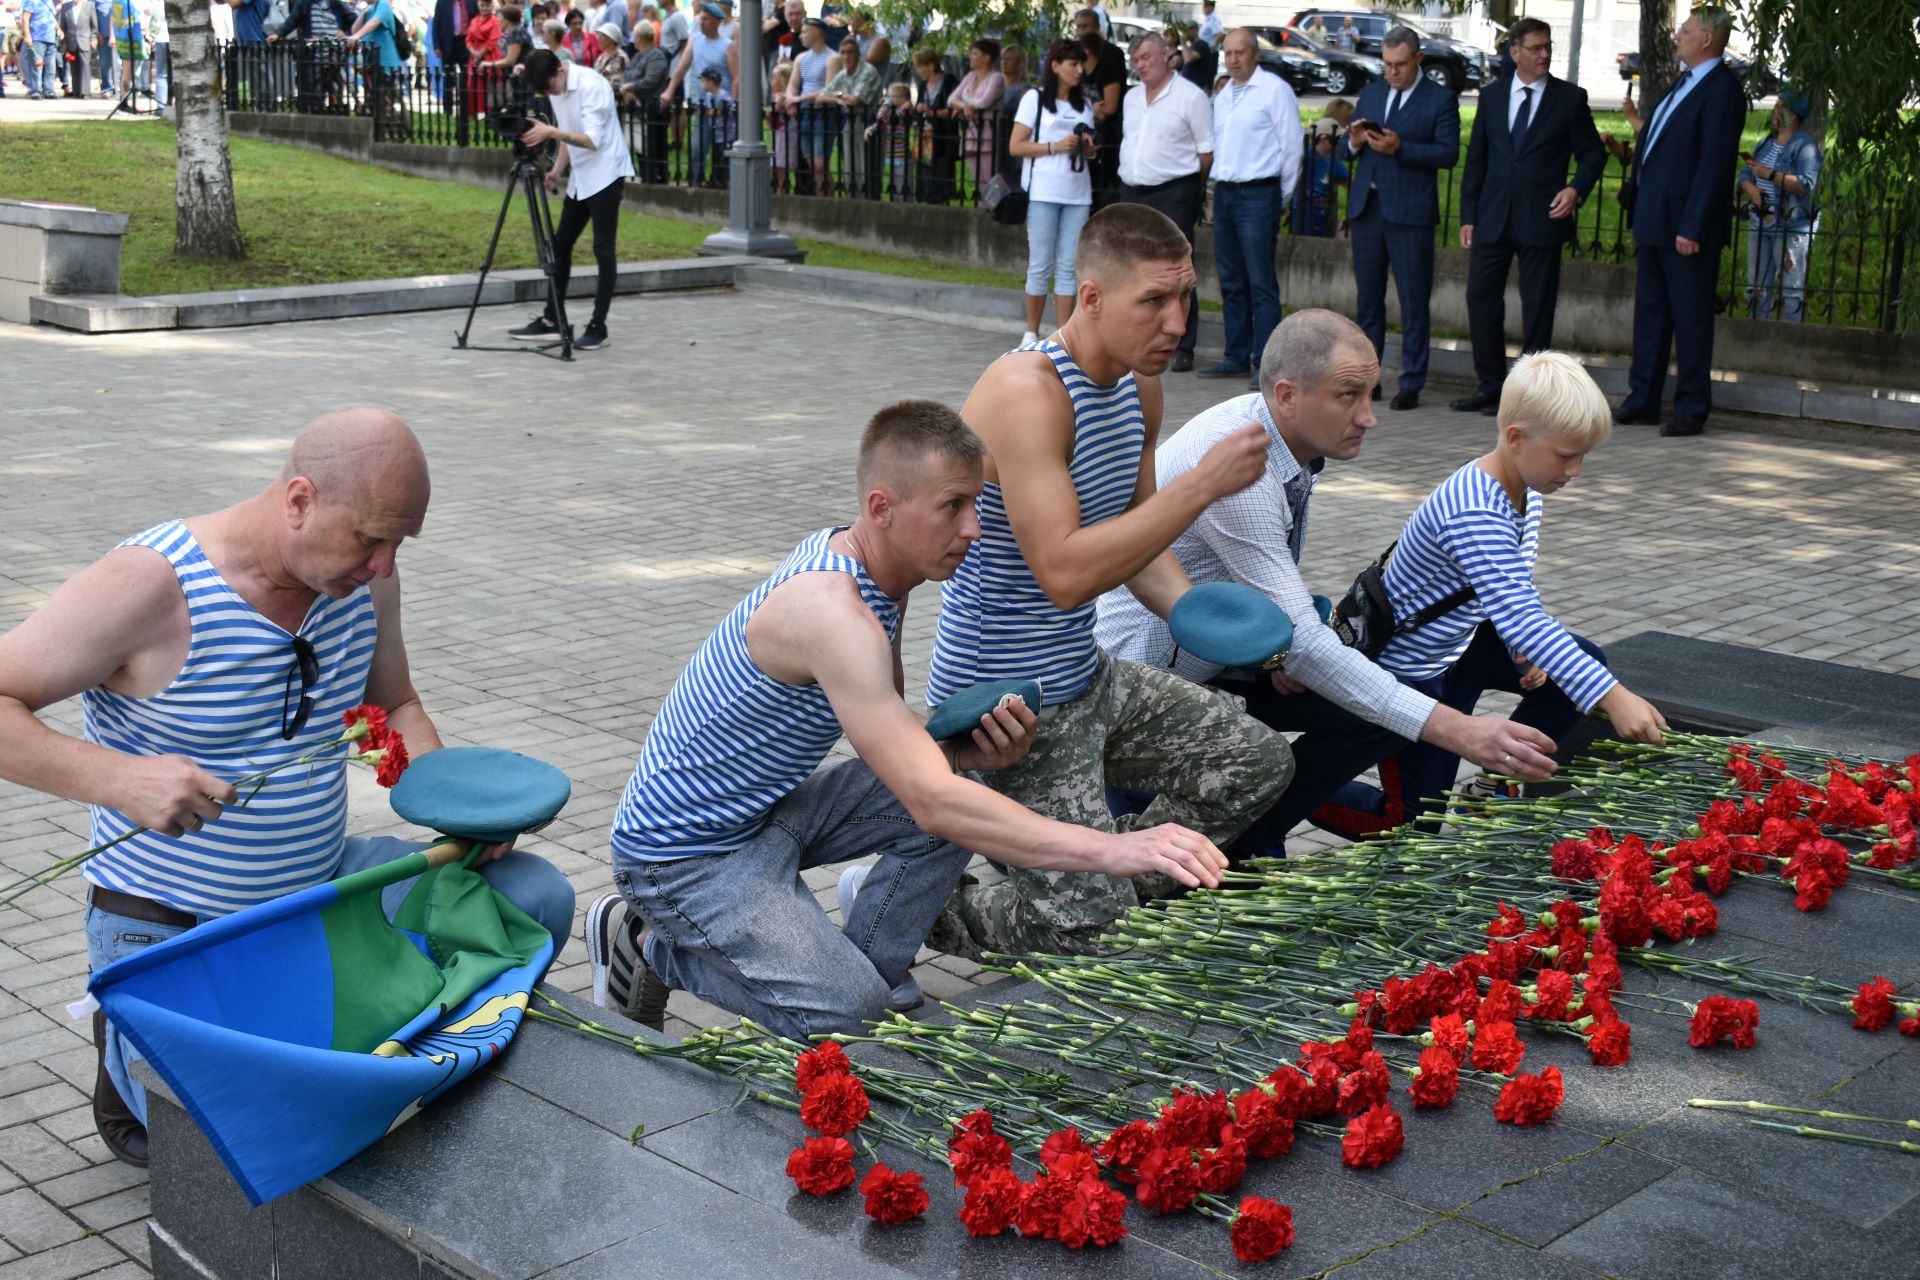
[1216,174,1279,190]
[89,887,198,930]
[1123,171,1203,194]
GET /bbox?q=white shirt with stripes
[927,338,1146,708]
[610,528,902,861]
[1378,462,1616,710]
[1094,392,1436,742]
[81,521,378,917]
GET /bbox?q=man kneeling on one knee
[596,401,1230,1040]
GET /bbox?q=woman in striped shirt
[1320,351,1667,836]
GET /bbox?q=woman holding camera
[1008,38,1096,344]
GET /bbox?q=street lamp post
[699,0,804,259]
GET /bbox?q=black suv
[1257,25,1383,97]
[1288,9,1492,93]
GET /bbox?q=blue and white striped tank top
[82,521,379,917]
[927,338,1145,707]
[610,528,902,861]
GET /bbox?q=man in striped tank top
[1325,352,1668,834]
[0,410,575,1168]
[1095,310,1560,857]
[928,204,1295,959]
[600,402,1232,1040]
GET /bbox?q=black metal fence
[220,40,1909,331]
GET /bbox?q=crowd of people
[5,0,170,104]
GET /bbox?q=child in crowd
[865,80,913,201]
[1294,116,1350,237]
[693,65,736,186]
[770,62,795,193]
[1316,351,1668,837]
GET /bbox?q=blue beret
[925,679,1042,742]
[1311,594,1334,625]
[388,747,573,845]
[1781,89,1813,121]
[1169,582,1296,670]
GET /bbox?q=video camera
[485,102,560,169]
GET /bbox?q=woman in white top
[1008,38,1097,341]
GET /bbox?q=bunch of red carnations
[784,1041,929,1226]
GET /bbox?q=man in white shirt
[512,48,637,351]
[1095,309,1558,856]
[1196,27,1301,391]
[1196,0,1222,50]
[1117,30,1213,372]
[658,0,686,61]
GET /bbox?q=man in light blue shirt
[20,0,60,97]
[1196,0,1222,49]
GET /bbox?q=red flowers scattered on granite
[1133,1144,1202,1214]
[794,1039,851,1092]
[1410,1046,1461,1109]
[1587,1017,1633,1067]
[859,1162,929,1225]
[1340,1103,1405,1169]
[1494,1066,1565,1126]
[957,1166,1024,1236]
[1232,1084,1297,1158]
[948,1112,1013,1188]
[1850,977,1899,1031]
[1471,1019,1527,1075]
[1229,1197,1296,1263]
[1096,1118,1157,1183]
[786,1136,857,1195]
[1195,1127,1249,1195]
[798,1071,870,1137]
[1689,996,1760,1050]
[1426,1013,1470,1063]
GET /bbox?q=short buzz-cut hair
[1497,351,1613,448]
[856,400,986,497]
[1075,202,1192,284]
[1690,5,1734,48]
[1258,309,1373,394]
[1382,25,1421,54]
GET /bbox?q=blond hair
[1496,351,1612,448]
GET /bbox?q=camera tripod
[455,156,573,361]
[105,52,164,121]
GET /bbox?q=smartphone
[1351,118,1378,135]
[1739,150,1755,161]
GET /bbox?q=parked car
[1616,49,1781,98]
[1107,15,1158,49]
[1256,33,1334,96]
[1287,8,1491,93]
[1257,24,1382,96]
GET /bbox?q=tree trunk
[169,0,245,260]
[1636,0,1678,122]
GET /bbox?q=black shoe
[574,324,609,351]
[92,1011,148,1169]
[585,893,670,1031]
[1195,360,1251,379]
[1659,414,1707,437]
[509,315,559,341]
[1448,390,1498,413]
[1611,405,1661,426]
[1389,389,1420,411]
[1371,383,1382,401]
[1168,350,1194,373]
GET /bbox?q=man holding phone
[1342,25,1458,411]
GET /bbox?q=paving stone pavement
[0,288,1916,1275]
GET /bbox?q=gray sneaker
[584,892,670,1030]
[835,866,924,1012]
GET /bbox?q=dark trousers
[1118,172,1205,356]
[1466,231,1564,395]
[547,177,624,330]
[1620,243,1719,419]
[1317,622,1604,839]
[1213,180,1284,369]
[1209,676,1409,861]
[1351,203,1436,392]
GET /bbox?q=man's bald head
[281,408,431,515]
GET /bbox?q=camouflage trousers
[951,655,1293,958]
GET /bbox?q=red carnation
[1134,1144,1201,1215]
[1040,1126,1092,1170]
[1551,837,1600,881]
[1587,1017,1632,1067]
[786,1136,856,1195]
[1471,1019,1527,1075]
[1850,976,1899,1031]
[948,1130,1013,1188]
[1487,901,1530,939]
[1229,1197,1296,1263]
[1341,1103,1405,1169]
[1494,1066,1564,1126]
[953,1108,997,1139]
[1097,1119,1157,1183]
[341,704,389,740]
[860,1163,930,1225]
[1158,1087,1232,1149]
[1689,995,1760,1049]
[1056,1173,1130,1249]
[1336,1050,1393,1116]
[1409,1046,1460,1109]
[1195,1127,1249,1194]
[1018,1171,1077,1238]
[1260,1066,1317,1121]
[957,1166,1023,1236]
[1901,1016,1920,1037]
[1531,969,1576,1021]
[369,732,410,787]
[1427,1013,1470,1063]
[1479,979,1524,1025]
[798,1071,869,1137]
[794,1040,850,1093]
[1233,1086,1296,1158]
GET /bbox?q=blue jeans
[88,835,575,1125]
[1213,180,1284,368]
[1025,199,1091,297]
[25,41,56,96]
[149,41,169,105]
[613,759,973,1042]
[1747,221,1812,323]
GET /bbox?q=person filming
[508,47,635,352]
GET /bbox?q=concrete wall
[230,114,1920,390]
[0,199,129,323]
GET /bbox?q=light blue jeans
[613,759,973,1042]
[1746,221,1813,323]
[88,835,575,1124]
[1025,199,1091,297]
[25,41,56,97]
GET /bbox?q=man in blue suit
[1613,6,1745,438]
[1342,25,1458,411]
[1451,16,1606,415]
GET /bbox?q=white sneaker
[1020,329,1039,347]
[835,866,925,1012]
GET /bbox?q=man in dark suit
[430,0,471,112]
[1343,26,1459,411]
[1613,5,1745,438]
[1451,18,1605,415]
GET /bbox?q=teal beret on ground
[925,679,1043,741]
[1170,582,1296,670]
[388,746,573,844]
